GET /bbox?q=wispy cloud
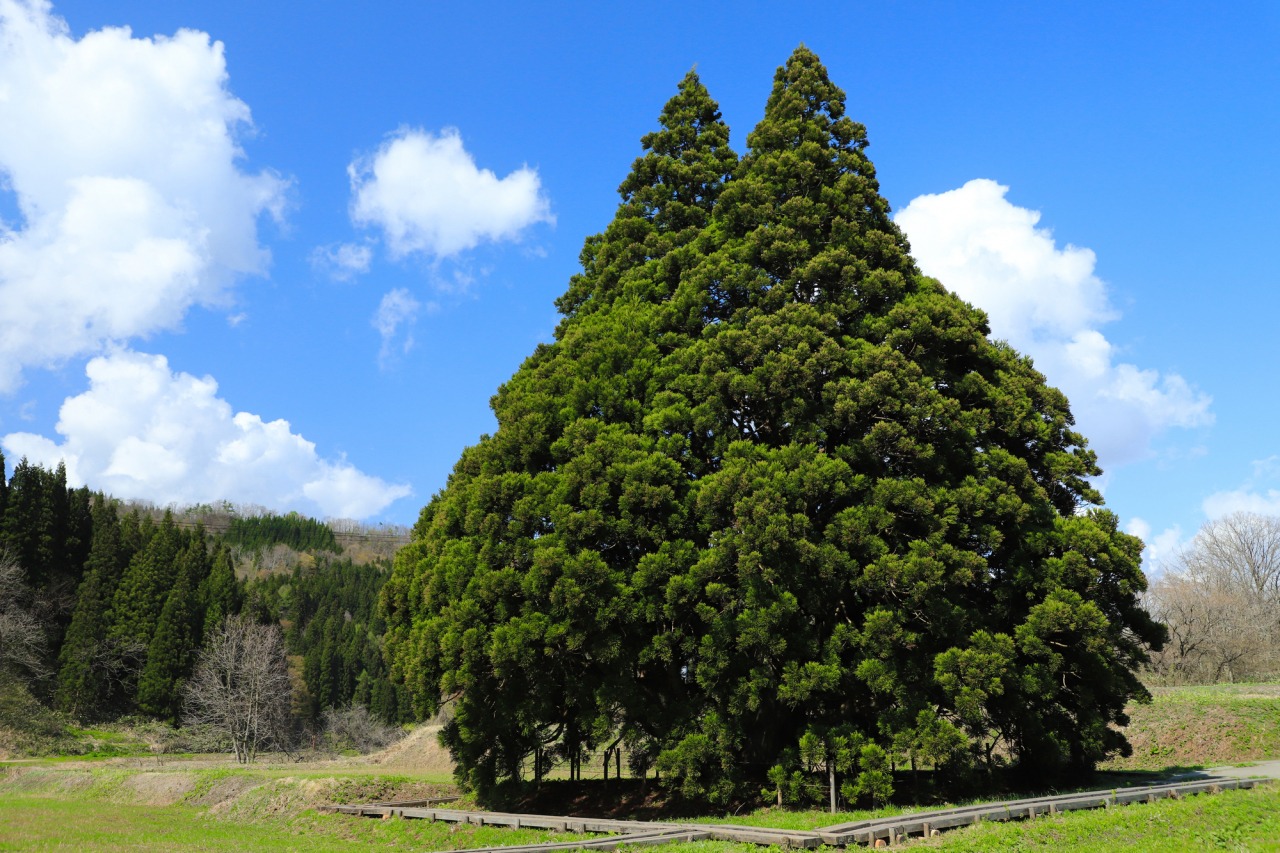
[311,241,373,281]
[1202,457,1280,520]
[1125,516,1188,576]
[372,288,422,368]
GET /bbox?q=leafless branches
[320,703,403,754]
[1145,512,1280,683]
[0,550,47,679]
[182,614,292,763]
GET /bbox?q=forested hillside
[224,512,341,554]
[0,453,407,748]
[246,560,414,723]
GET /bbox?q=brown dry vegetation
[359,724,455,774]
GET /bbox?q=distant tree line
[223,512,341,554]
[0,453,404,744]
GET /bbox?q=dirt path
[1207,759,1280,779]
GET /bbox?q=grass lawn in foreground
[3,770,1280,852]
[910,782,1280,851]
[0,791,590,851]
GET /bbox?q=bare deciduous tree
[1183,512,1280,598]
[320,703,403,754]
[257,542,299,575]
[183,615,292,763]
[0,550,47,679]
[1145,512,1280,683]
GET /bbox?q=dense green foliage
[57,510,239,722]
[383,48,1164,804]
[0,454,401,737]
[223,512,341,554]
[245,558,414,724]
[0,458,92,658]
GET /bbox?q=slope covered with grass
[1103,683,1280,772]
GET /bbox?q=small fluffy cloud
[372,287,421,366]
[0,0,286,392]
[1,349,410,519]
[349,127,552,259]
[1194,457,1280,529]
[1202,459,1280,519]
[1125,517,1188,575]
[897,179,1211,468]
[311,241,372,281]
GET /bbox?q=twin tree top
[382,47,1164,804]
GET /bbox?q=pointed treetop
[706,45,915,315]
[619,69,737,231]
[749,45,855,151]
[739,45,885,201]
[556,70,737,319]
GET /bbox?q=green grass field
[3,682,1280,851]
[0,793,594,851]
[3,773,1278,852]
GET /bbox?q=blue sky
[0,1,1275,569]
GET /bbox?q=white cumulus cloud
[896,179,1212,468]
[349,127,552,259]
[0,0,286,392]
[1,349,410,519]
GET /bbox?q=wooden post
[603,749,610,781]
[829,761,837,814]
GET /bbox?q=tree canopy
[382,48,1164,805]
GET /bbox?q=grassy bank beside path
[3,760,1280,852]
[1102,683,1280,773]
[910,782,1280,851]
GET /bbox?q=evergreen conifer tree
[384,48,1163,802]
[385,70,739,792]
[138,532,210,721]
[199,543,242,642]
[1,459,43,585]
[56,496,125,717]
[64,487,93,574]
[109,512,182,650]
[0,451,8,522]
